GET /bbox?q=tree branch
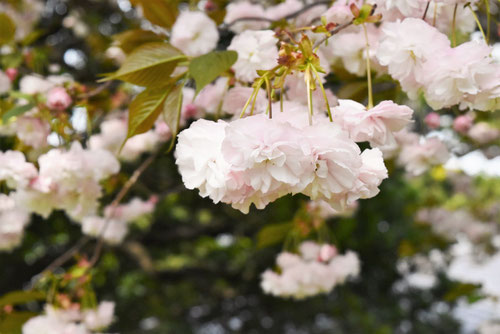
[223,0,331,29]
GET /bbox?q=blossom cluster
[261,241,360,299]
[22,302,115,334]
[377,18,500,111]
[417,208,497,242]
[175,103,405,213]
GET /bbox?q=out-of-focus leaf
[102,42,186,87]
[163,84,183,152]
[2,103,35,123]
[0,291,45,307]
[126,86,172,141]
[130,0,178,29]
[0,13,16,45]
[0,311,38,334]
[113,29,165,54]
[444,283,481,302]
[189,51,237,94]
[257,222,293,248]
[337,81,367,101]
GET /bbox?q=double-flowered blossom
[228,30,279,82]
[176,107,391,213]
[0,150,37,188]
[377,18,500,111]
[22,301,115,334]
[0,194,30,251]
[170,11,219,57]
[15,142,120,221]
[376,18,451,99]
[261,242,360,299]
[398,136,450,175]
[333,99,414,148]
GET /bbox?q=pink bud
[318,244,337,262]
[424,112,440,129]
[204,0,216,11]
[453,115,473,134]
[46,87,72,111]
[5,68,18,82]
[183,103,198,119]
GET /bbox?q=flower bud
[47,87,72,111]
[5,68,18,82]
[453,115,473,134]
[424,112,440,129]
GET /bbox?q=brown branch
[77,81,112,99]
[312,20,354,49]
[224,0,331,29]
[88,151,159,267]
[36,236,91,279]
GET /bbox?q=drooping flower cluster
[261,242,360,299]
[176,108,391,213]
[22,301,115,334]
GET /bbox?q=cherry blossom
[170,11,219,57]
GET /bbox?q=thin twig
[37,236,91,278]
[313,20,354,49]
[224,0,331,29]
[88,151,158,267]
[422,1,431,20]
[77,81,112,99]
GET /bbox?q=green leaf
[130,0,179,29]
[256,222,293,248]
[126,86,172,140]
[2,103,35,124]
[113,29,165,54]
[102,42,186,87]
[0,311,38,334]
[163,84,184,152]
[0,291,45,308]
[0,13,16,45]
[189,51,237,94]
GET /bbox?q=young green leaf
[2,103,35,124]
[0,13,16,45]
[113,29,165,54]
[130,0,178,29]
[102,42,186,87]
[126,86,171,140]
[189,51,237,94]
[162,83,183,152]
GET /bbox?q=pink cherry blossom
[333,99,414,148]
[228,30,279,82]
[170,11,219,57]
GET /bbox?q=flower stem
[311,66,333,122]
[484,0,490,42]
[265,76,273,119]
[306,67,313,126]
[239,84,259,118]
[452,4,458,47]
[468,5,487,43]
[362,24,374,109]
